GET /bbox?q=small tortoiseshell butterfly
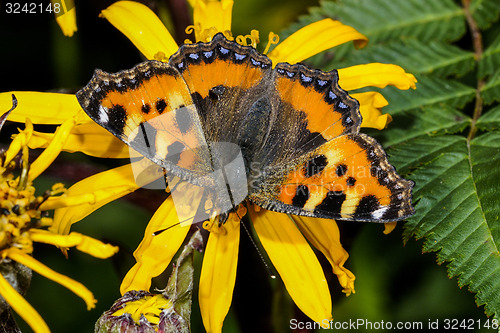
[76,33,414,224]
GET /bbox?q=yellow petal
[199,219,240,333]
[193,0,233,42]
[293,216,355,296]
[0,273,50,333]
[3,119,33,167]
[28,229,119,259]
[351,91,392,130]
[383,221,397,234]
[249,208,332,324]
[0,92,79,124]
[101,1,178,60]
[28,117,75,181]
[39,194,90,211]
[120,196,190,294]
[28,122,134,159]
[338,63,417,91]
[73,108,94,124]
[267,19,368,65]
[54,0,77,37]
[51,162,154,235]
[3,248,97,310]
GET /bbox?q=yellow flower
[0,1,417,332]
[0,96,119,333]
[53,0,77,37]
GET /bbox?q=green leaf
[294,0,500,323]
[375,76,475,115]
[477,104,500,131]
[280,0,468,68]
[470,0,500,29]
[481,69,500,104]
[320,0,466,43]
[333,39,475,77]
[371,105,470,147]
[393,133,500,318]
[479,34,500,79]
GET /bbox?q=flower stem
[463,0,484,142]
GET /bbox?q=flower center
[0,157,64,254]
[112,294,172,325]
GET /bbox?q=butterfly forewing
[168,33,274,147]
[76,61,214,184]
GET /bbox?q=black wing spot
[354,195,379,218]
[314,191,346,215]
[381,206,400,221]
[296,130,327,153]
[336,164,347,177]
[156,99,167,114]
[303,155,328,177]
[209,85,226,101]
[108,105,127,135]
[292,185,309,208]
[141,103,151,114]
[346,177,356,186]
[190,92,207,121]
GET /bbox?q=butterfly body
[77,33,414,223]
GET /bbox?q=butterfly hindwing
[249,133,414,222]
[247,60,413,222]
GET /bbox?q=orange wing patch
[273,63,361,142]
[274,134,413,222]
[179,59,265,98]
[99,72,193,139]
[169,32,272,99]
[76,61,212,175]
[275,76,343,139]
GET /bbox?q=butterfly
[76,32,414,224]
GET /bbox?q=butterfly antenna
[240,220,276,279]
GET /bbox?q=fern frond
[379,76,475,115]
[371,106,470,147]
[479,34,500,79]
[320,0,466,43]
[332,39,475,77]
[470,0,500,29]
[477,105,500,131]
[481,69,500,104]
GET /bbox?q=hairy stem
[463,0,484,141]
